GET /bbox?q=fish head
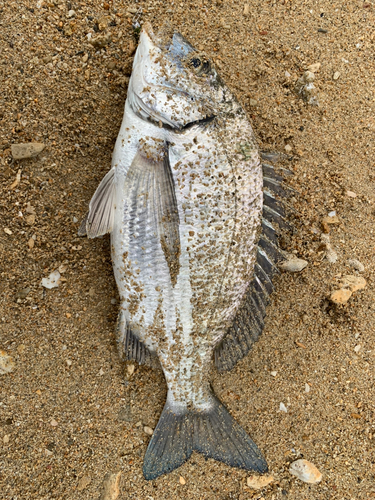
[128,23,224,130]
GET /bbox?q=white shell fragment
[279,402,288,413]
[347,258,365,272]
[41,271,61,289]
[247,474,274,490]
[289,459,322,484]
[0,350,15,375]
[279,255,308,272]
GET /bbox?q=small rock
[11,143,45,160]
[179,476,186,485]
[26,203,36,214]
[3,435,10,444]
[144,426,153,436]
[279,256,308,273]
[67,9,75,17]
[99,472,121,500]
[77,475,91,491]
[249,99,258,106]
[340,275,366,292]
[246,474,274,490]
[17,344,25,354]
[333,71,341,80]
[0,350,15,375]
[305,383,310,393]
[117,405,132,422]
[320,234,338,263]
[16,287,30,299]
[45,448,53,456]
[99,367,105,376]
[66,359,72,367]
[10,169,22,189]
[25,214,36,225]
[243,4,250,15]
[28,238,35,249]
[50,419,58,427]
[289,459,322,484]
[89,34,111,49]
[284,144,292,152]
[4,228,12,235]
[354,345,361,353]
[41,271,61,289]
[72,216,78,223]
[279,402,287,413]
[347,258,364,273]
[58,264,68,274]
[270,371,277,377]
[295,71,319,105]
[82,53,89,63]
[346,190,357,198]
[330,288,352,305]
[285,70,291,78]
[127,364,135,376]
[307,62,321,73]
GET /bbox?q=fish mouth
[142,22,197,64]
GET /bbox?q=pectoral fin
[78,168,115,238]
[126,148,181,286]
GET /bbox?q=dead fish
[79,23,288,480]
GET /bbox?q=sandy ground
[1,1,374,499]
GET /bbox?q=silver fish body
[80,23,284,479]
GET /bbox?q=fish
[79,23,288,480]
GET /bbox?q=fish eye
[190,57,201,68]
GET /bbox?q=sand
[0,1,374,499]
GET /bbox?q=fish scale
[79,22,291,480]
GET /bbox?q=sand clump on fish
[79,23,291,480]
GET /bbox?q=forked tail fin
[143,391,268,480]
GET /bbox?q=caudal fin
[143,392,268,480]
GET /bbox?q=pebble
[307,62,321,73]
[16,287,30,299]
[320,234,338,263]
[99,472,121,500]
[284,144,292,152]
[270,371,277,377]
[279,402,287,413]
[333,71,341,80]
[295,71,319,105]
[346,190,357,198]
[127,364,135,376]
[41,270,61,289]
[285,70,291,78]
[340,275,366,292]
[279,255,308,273]
[67,9,75,18]
[144,426,153,436]
[289,459,322,484]
[246,474,274,490]
[348,258,364,272]
[4,228,12,235]
[3,435,10,444]
[243,4,250,15]
[330,288,352,305]
[179,476,186,485]
[305,383,310,393]
[0,350,15,375]
[249,99,258,106]
[354,345,361,353]
[50,419,58,427]
[10,169,22,189]
[28,238,35,249]
[82,53,89,63]
[11,143,45,160]
[66,359,72,367]
[77,475,91,491]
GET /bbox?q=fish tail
[143,390,268,480]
